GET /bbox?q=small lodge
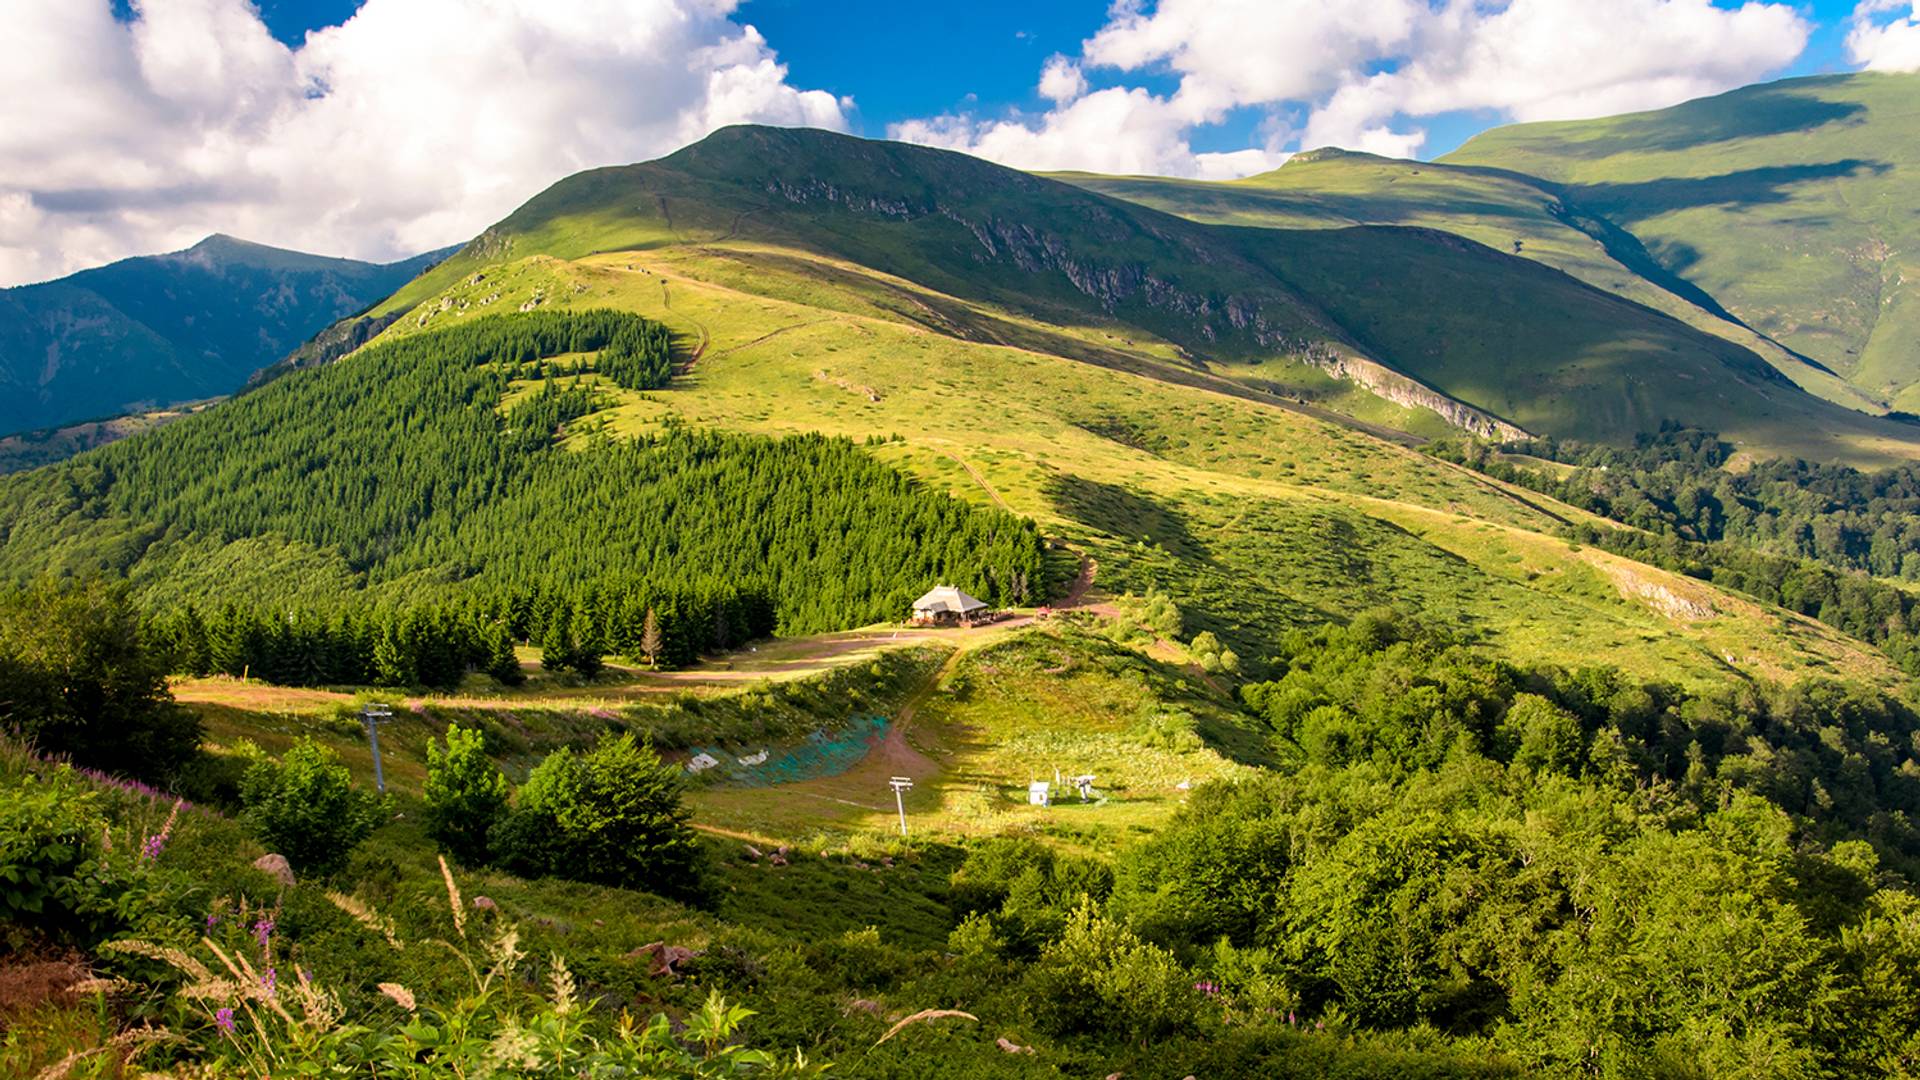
[910,584,988,627]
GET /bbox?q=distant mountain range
[1077,71,1920,425]
[0,235,448,434]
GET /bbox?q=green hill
[0,234,447,435]
[1444,72,1920,411]
[377,125,1920,466]
[1063,149,1885,415]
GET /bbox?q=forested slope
[0,309,1044,641]
[0,235,446,435]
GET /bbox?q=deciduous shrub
[1024,901,1195,1041]
[0,766,103,929]
[0,578,201,783]
[237,738,382,875]
[492,734,708,902]
[422,725,509,865]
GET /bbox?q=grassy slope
[378,126,1920,465]
[364,227,1894,691]
[1443,72,1920,410]
[1064,151,1885,415]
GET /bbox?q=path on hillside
[940,448,1011,512]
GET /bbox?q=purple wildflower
[252,918,274,951]
[206,912,220,931]
[214,1007,235,1034]
[260,968,276,998]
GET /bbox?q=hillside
[376,125,1920,466]
[0,234,445,435]
[1064,150,1885,415]
[186,127,1881,689]
[1444,72,1920,412]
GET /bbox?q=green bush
[1024,900,1196,1041]
[493,733,708,902]
[0,578,201,783]
[422,724,509,866]
[0,765,104,928]
[949,836,1112,956]
[237,737,383,875]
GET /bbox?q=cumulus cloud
[891,0,1810,178]
[1848,1,1920,71]
[0,0,846,286]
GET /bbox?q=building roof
[912,584,987,613]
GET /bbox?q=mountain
[1443,72,1920,411]
[0,234,447,434]
[375,125,1920,466]
[1062,148,1885,416]
[7,123,1900,696]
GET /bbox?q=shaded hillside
[1445,72,1920,411]
[1066,149,1884,415]
[0,234,446,434]
[383,125,1920,464]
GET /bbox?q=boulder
[251,854,295,888]
[627,941,697,977]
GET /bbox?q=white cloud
[1848,1,1920,71]
[892,87,1287,177]
[892,0,1810,179]
[0,0,847,286]
[1037,55,1089,105]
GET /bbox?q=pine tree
[372,620,413,686]
[541,604,576,672]
[569,602,605,680]
[640,606,663,670]
[484,620,524,686]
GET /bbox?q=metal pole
[363,706,392,794]
[889,776,913,836]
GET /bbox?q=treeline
[1427,426,1920,674]
[145,578,777,689]
[1239,608,1920,870]
[0,310,1046,644]
[1428,424,1920,577]
[1564,519,1920,675]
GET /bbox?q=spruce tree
[541,604,576,672]
[640,607,663,670]
[484,620,524,686]
[569,602,605,679]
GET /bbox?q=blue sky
[19,0,1910,284]
[225,0,1874,157]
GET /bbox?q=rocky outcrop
[1304,351,1529,440]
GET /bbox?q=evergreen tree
[541,604,576,673]
[639,607,663,670]
[483,620,523,686]
[568,602,605,679]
